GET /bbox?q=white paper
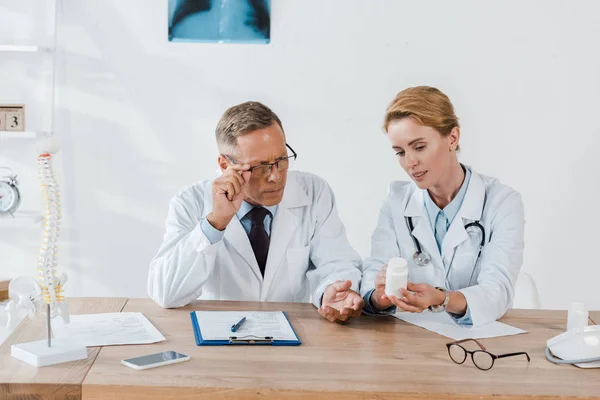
[52,312,166,347]
[393,311,527,340]
[193,311,298,341]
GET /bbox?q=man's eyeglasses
[446,339,530,371]
[224,143,297,178]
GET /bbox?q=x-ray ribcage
[168,0,270,44]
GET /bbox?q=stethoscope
[405,198,487,287]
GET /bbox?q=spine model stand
[5,135,86,365]
[6,143,86,368]
[5,150,69,345]
[37,152,70,344]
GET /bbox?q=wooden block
[5,111,24,131]
[0,104,25,132]
[590,311,600,325]
[0,280,9,301]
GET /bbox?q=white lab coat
[360,169,525,326]
[148,171,362,308]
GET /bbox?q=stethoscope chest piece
[412,251,431,267]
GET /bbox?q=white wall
[1,0,599,310]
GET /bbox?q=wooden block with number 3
[5,111,24,131]
[0,105,25,132]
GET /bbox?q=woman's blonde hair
[384,86,460,147]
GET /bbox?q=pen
[231,316,247,332]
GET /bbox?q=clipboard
[190,311,302,346]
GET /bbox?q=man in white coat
[148,101,364,322]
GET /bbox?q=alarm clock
[0,167,21,216]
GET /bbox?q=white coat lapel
[261,174,310,299]
[202,181,262,281]
[403,189,443,268]
[442,217,469,259]
[223,218,263,280]
[441,170,486,257]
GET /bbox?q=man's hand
[207,164,251,230]
[387,282,445,313]
[318,280,365,323]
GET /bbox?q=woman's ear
[448,127,461,151]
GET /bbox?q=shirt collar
[237,200,278,220]
[424,166,472,229]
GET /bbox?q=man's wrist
[206,212,233,231]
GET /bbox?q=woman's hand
[388,282,445,313]
[370,265,394,310]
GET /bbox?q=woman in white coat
[360,86,525,326]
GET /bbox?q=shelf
[0,209,43,225]
[0,131,46,139]
[0,45,52,53]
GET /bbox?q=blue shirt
[424,167,471,252]
[424,167,472,325]
[201,201,278,244]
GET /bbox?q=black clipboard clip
[228,335,274,344]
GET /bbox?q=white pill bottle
[385,257,408,297]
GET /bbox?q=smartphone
[121,350,190,370]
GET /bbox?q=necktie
[434,210,448,252]
[248,207,271,276]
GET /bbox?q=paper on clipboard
[193,311,297,340]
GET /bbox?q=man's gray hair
[216,101,284,154]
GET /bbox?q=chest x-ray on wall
[168,0,270,43]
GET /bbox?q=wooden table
[83,299,600,400]
[0,280,9,301]
[0,298,127,400]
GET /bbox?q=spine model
[5,141,71,338]
[37,153,65,311]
